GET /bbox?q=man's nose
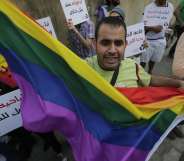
[108,43,116,53]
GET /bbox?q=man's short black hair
[95,16,127,40]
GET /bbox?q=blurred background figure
[95,0,120,23]
[109,5,125,21]
[0,54,17,95]
[0,141,20,161]
[172,32,184,79]
[140,0,174,74]
[169,0,184,58]
[66,19,95,59]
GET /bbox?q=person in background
[66,19,95,59]
[172,32,184,79]
[0,54,17,94]
[170,32,184,140]
[0,141,20,161]
[0,55,67,161]
[169,0,184,58]
[0,54,8,72]
[140,0,174,74]
[174,0,184,27]
[95,0,120,23]
[109,5,125,21]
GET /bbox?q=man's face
[95,24,126,71]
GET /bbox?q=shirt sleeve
[138,64,151,86]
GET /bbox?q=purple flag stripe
[14,73,149,161]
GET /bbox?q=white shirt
[143,1,174,41]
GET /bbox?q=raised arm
[66,19,94,49]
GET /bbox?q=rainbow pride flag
[0,1,184,161]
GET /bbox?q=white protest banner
[143,5,173,29]
[36,16,57,38]
[125,23,145,58]
[60,0,89,25]
[0,89,22,136]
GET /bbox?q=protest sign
[143,5,173,29]
[0,89,22,136]
[125,23,145,57]
[60,0,89,25]
[36,16,57,38]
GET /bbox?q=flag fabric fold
[0,1,184,161]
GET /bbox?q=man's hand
[150,75,184,88]
[145,25,163,33]
[143,40,149,48]
[66,19,77,33]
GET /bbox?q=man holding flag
[87,16,184,88]
[1,1,184,161]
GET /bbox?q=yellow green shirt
[86,56,151,87]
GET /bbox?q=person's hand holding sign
[66,19,78,33]
[145,25,163,33]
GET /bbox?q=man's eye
[114,40,124,46]
[100,40,111,46]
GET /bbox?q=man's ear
[122,40,127,60]
[93,39,97,50]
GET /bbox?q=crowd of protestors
[1,0,184,161]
